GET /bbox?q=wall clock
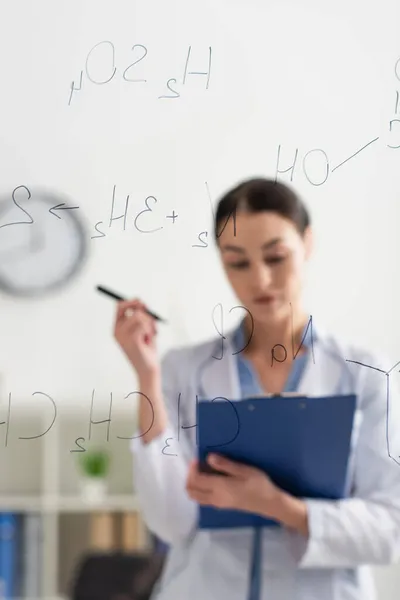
[0,185,87,297]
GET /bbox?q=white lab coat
[130,325,400,600]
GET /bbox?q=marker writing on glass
[96,285,166,322]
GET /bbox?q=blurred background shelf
[0,404,150,599]
[0,496,47,511]
[45,494,140,512]
[0,494,140,512]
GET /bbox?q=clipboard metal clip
[243,392,306,398]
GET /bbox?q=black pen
[96,285,166,323]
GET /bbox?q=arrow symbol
[49,203,79,219]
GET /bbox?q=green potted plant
[77,447,110,505]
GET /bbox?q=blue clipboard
[197,394,356,529]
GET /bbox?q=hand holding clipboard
[196,393,356,529]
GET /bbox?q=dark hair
[214,178,310,240]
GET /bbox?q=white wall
[0,1,399,596]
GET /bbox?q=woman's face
[218,210,312,324]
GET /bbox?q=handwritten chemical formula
[68,42,212,105]
[0,304,302,453]
[276,57,400,187]
[0,181,235,250]
[90,181,233,249]
[1,55,399,248]
[1,357,399,467]
[1,311,399,467]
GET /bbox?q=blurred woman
[114,178,400,600]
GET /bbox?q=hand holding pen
[97,285,165,380]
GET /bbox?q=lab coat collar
[198,320,345,400]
